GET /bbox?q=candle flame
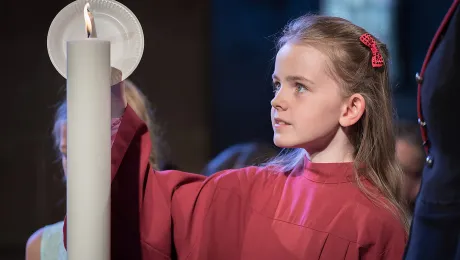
[83,3,96,38]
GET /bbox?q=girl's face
[60,124,67,176]
[271,43,363,159]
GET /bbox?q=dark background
[0,0,453,258]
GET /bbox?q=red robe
[64,106,407,259]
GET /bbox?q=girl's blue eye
[295,84,307,93]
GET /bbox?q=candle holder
[47,0,144,83]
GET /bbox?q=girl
[64,15,409,259]
[26,80,162,260]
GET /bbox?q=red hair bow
[359,33,384,68]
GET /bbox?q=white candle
[66,3,111,260]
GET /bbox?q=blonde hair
[52,79,160,170]
[267,15,410,231]
[123,80,160,169]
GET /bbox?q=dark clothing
[405,0,460,259]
